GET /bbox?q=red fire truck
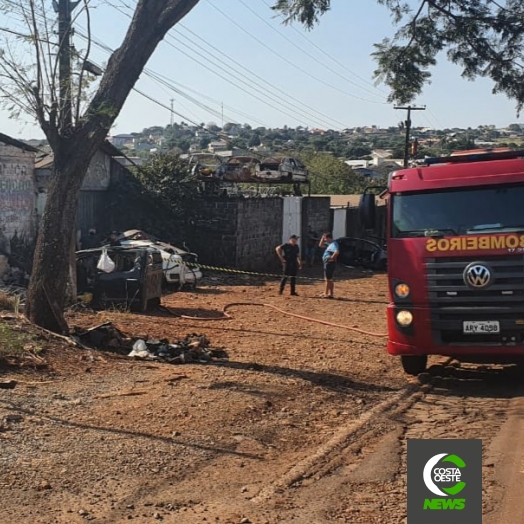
[360,148,524,375]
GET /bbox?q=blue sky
[2,0,522,139]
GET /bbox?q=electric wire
[107,2,346,129]
[175,23,348,129]
[207,0,387,105]
[238,0,387,101]
[259,0,389,96]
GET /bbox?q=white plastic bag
[96,247,116,273]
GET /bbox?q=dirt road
[0,268,522,523]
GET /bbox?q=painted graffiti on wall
[0,145,36,241]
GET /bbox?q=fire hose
[172,302,388,338]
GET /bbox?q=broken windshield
[392,183,524,238]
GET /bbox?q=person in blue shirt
[319,233,339,298]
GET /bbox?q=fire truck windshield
[392,183,524,238]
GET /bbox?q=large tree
[273,0,524,112]
[0,0,200,332]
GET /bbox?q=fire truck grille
[426,255,524,345]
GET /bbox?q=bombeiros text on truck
[359,147,524,375]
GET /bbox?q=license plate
[463,321,500,334]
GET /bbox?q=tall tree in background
[273,0,524,112]
[0,0,200,332]
[302,153,368,195]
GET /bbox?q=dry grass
[0,291,16,312]
[0,323,34,357]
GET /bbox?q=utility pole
[57,0,79,132]
[170,98,174,127]
[394,105,426,167]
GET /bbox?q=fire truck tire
[401,355,427,375]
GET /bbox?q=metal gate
[282,196,302,243]
[332,208,347,239]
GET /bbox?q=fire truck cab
[361,148,524,375]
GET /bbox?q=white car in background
[117,230,203,289]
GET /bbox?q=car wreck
[76,245,163,311]
[116,230,203,289]
[255,157,308,182]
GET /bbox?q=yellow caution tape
[185,262,325,281]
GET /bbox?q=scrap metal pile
[72,322,228,364]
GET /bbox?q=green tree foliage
[133,153,201,229]
[273,0,524,113]
[301,152,368,194]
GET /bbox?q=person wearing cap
[319,232,339,298]
[275,234,302,296]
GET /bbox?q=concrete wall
[191,200,239,268]
[302,196,331,238]
[191,197,283,272]
[192,197,329,272]
[236,198,283,271]
[0,144,36,241]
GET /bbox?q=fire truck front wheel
[401,355,427,376]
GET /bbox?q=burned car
[255,157,308,182]
[117,230,202,289]
[189,153,224,180]
[222,156,260,182]
[335,236,387,271]
[76,246,163,311]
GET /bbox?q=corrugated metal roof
[34,140,125,169]
[0,132,40,153]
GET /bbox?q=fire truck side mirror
[359,193,376,230]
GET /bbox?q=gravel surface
[0,267,517,523]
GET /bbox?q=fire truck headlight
[394,283,411,299]
[396,310,413,327]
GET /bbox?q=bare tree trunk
[23,0,201,333]
[25,142,87,333]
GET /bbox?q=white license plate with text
[463,321,500,334]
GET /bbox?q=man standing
[275,234,302,296]
[319,233,339,298]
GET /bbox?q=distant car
[189,153,224,180]
[335,236,387,270]
[255,157,308,182]
[222,156,260,182]
[116,230,203,288]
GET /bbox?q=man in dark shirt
[275,234,302,296]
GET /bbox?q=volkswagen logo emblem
[463,262,493,289]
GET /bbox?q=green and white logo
[423,453,466,496]
[407,439,482,524]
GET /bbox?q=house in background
[34,141,132,238]
[0,133,40,244]
[108,134,136,148]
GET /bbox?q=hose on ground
[174,302,388,338]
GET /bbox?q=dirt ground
[0,266,517,523]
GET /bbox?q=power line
[259,0,389,96]
[238,0,386,101]
[108,2,345,130]
[176,23,348,129]
[167,32,332,129]
[207,0,387,105]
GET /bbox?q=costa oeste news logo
[423,453,466,507]
[407,439,482,524]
